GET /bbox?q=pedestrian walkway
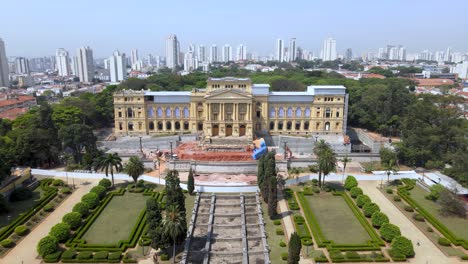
[1,181,97,264]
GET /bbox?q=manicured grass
[410,185,468,240]
[185,193,196,223]
[304,192,372,244]
[82,192,149,244]
[262,202,287,264]
[0,186,44,228]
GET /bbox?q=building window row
[268,121,340,132]
[269,106,312,118]
[147,106,190,118]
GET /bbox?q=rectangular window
[118,112,122,118]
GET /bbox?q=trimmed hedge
[81,193,100,209]
[292,215,312,239]
[50,223,71,242]
[73,202,90,217]
[94,250,109,260]
[273,219,281,225]
[37,235,58,257]
[350,187,363,198]
[77,251,93,260]
[276,227,284,235]
[393,195,401,202]
[52,179,64,186]
[90,186,107,200]
[438,237,451,246]
[43,251,62,263]
[284,188,300,210]
[279,241,286,247]
[0,239,14,248]
[281,252,288,260]
[61,250,76,259]
[363,202,380,217]
[14,225,28,236]
[43,204,54,212]
[371,212,389,229]
[380,223,401,242]
[61,187,72,194]
[62,212,82,229]
[356,194,371,208]
[99,178,112,189]
[344,175,358,190]
[404,205,414,212]
[412,213,425,222]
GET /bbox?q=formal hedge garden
[37,181,164,263]
[0,178,72,255]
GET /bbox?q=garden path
[359,180,462,264]
[1,180,96,264]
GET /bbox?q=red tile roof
[414,78,454,87]
[0,95,36,108]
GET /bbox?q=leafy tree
[146,197,166,249]
[72,202,90,217]
[383,159,397,183]
[257,155,265,190]
[94,153,122,187]
[49,223,71,242]
[368,67,394,77]
[62,212,82,229]
[268,174,278,218]
[319,148,337,187]
[340,155,351,178]
[380,148,397,167]
[380,223,401,242]
[344,175,358,190]
[51,104,84,128]
[81,192,100,208]
[363,202,380,217]
[59,124,96,163]
[371,212,389,228]
[37,236,58,257]
[124,156,145,186]
[356,194,371,208]
[165,170,187,223]
[313,140,331,188]
[163,205,186,264]
[391,236,415,258]
[187,168,194,195]
[287,232,302,264]
[438,189,466,218]
[350,187,363,198]
[425,184,445,201]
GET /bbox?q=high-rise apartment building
[210,45,218,63]
[321,37,337,61]
[76,46,94,83]
[166,34,180,69]
[130,49,139,65]
[237,44,247,61]
[109,50,127,82]
[276,39,284,62]
[15,57,30,74]
[56,48,71,76]
[198,45,207,63]
[288,38,297,62]
[0,38,9,87]
[222,45,232,62]
[345,48,353,61]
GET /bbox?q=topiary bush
[371,211,389,228]
[356,194,371,208]
[90,185,107,200]
[312,186,320,193]
[393,195,401,201]
[99,178,112,188]
[386,188,393,194]
[9,187,33,202]
[61,249,76,260]
[273,219,281,225]
[160,253,169,261]
[81,192,99,208]
[344,175,358,190]
[14,225,28,236]
[276,227,284,235]
[108,251,122,261]
[345,251,361,259]
[43,204,54,212]
[426,226,434,232]
[37,235,58,257]
[49,222,71,242]
[412,213,425,222]
[350,187,363,198]
[62,212,82,229]
[0,239,14,248]
[380,223,401,242]
[94,251,109,260]
[404,205,414,212]
[303,186,314,195]
[281,252,289,260]
[72,202,90,217]
[391,236,415,258]
[363,202,380,217]
[438,237,451,246]
[52,179,64,186]
[301,238,313,246]
[61,187,72,194]
[76,251,93,260]
[279,241,286,247]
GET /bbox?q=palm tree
[314,140,331,188]
[124,156,145,186]
[384,159,397,184]
[95,152,122,188]
[163,205,186,264]
[319,148,337,187]
[340,155,352,183]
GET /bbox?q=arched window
[295,121,301,130]
[325,122,330,131]
[287,121,292,130]
[157,107,163,117]
[127,108,133,118]
[325,108,331,118]
[269,107,275,118]
[304,121,310,130]
[175,121,180,130]
[287,107,293,117]
[278,107,284,117]
[295,107,302,117]
[149,122,154,130]
[166,107,171,117]
[174,107,180,117]
[147,107,154,118]
[278,121,284,130]
[269,122,275,130]
[128,122,134,131]
[305,107,311,117]
[166,121,172,130]
[183,122,189,130]
[157,122,163,130]
[183,107,189,118]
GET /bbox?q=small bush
[76,251,93,260]
[61,187,72,194]
[273,219,281,225]
[276,227,284,235]
[108,252,122,260]
[61,249,76,259]
[99,178,112,188]
[438,237,451,246]
[346,251,361,259]
[404,205,414,212]
[52,179,64,186]
[363,202,380,217]
[90,185,107,200]
[289,202,299,210]
[160,253,169,261]
[311,179,318,185]
[330,249,345,260]
[37,236,58,257]
[380,223,401,242]
[393,195,401,201]
[312,187,320,193]
[350,187,363,198]
[344,175,358,190]
[49,222,71,242]
[81,192,99,208]
[94,251,109,260]
[461,255,468,260]
[0,239,14,248]
[281,252,288,260]
[43,204,54,212]
[356,194,371,208]
[301,238,313,246]
[386,188,393,194]
[62,212,82,229]
[44,251,62,262]
[14,225,28,236]
[139,238,151,246]
[412,213,425,222]
[371,212,389,228]
[279,241,286,247]
[426,227,434,232]
[391,236,415,258]
[303,187,314,195]
[137,179,145,187]
[9,187,33,202]
[72,202,90,217]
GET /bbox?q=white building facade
[77,46,94,83]
[109,50,127,82]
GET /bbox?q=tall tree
[287,232,302,264]
[340,155,352,180]
[257,155,265,190]
[187,167,194,195]
[314,140,331,188]
[59,124,97,163]
[319,148,337,187]
[124,156,145,186]
[268,174,278,218]
[383,159,397,183]
[165,170,187,222]
[95,152,122,187]
[163,205,186,264]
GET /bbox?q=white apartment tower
[77,46,94,83]
[237,44,247,61]
[15,57,30,74]
[198,45,207,63]
[321,37,337,61]
[56,48,71,76]
[288,38,297,62]
[210,44,218,63]
[222,45,232,62]
[109,50,127,82]
[276,39,284,62]
[0,38,9,87]
[165,34,180,69]
[130,49,139,65]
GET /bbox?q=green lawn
[82,192,149,244]
[304,192,372,244]
[262,202,287,264]
[0,186,44,228]
[410,185,468,240]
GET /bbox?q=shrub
[301,238,313,246]
[404,205,414,212]
[380,223,401,242]
[279,241,286,247]
[49,222,71,242]
[137,179,145,188]
[356,194,371,208]
[37,236,58,257]
[311,179,318,185]
[363,202,380,217]
[44,251,62,262]
[94,251,109,260]
[108,252,122,260]
[61,187,72,194]
[461,255,468,260]
[160,253,169,261]
[330,249,345,260]
[391,236,415,258]
[43,204,54,212]
[386,188,393,194]
[14,225,28,236]
[76,251,93,260]
[303,186,314,195]
[99,178,112,188]
[281,252,289,260]
[289,202,299,210]
[350,187,363,198]
[273,219,281,225]
[346,251,361,259]
[412,213,425,222]
[52,179,64,186]
[72,202,90,217]
[312,187,320,193]
[90,185,107,200]
[393,195,401,201]
[438,237,451,246]
[139,238,151,246]
[0,239,14,248]
[425,184,444,201]
[276,227,284,235]
[9,187,33,202]
[81,192,99,208]
[344,175,358,190]
[61,249,76,259]
[426,227,434,232]
[62,212,82,229]
[371,212,389,228]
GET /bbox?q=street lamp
[314,135,319,142]
[169,141,173,160]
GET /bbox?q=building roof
[0,95,36,108]
[208,77,251,82]
[0,107,29,120]
[414,78,454,87]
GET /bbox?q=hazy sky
[1,0,467,58]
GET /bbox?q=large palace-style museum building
[113,77,348,139]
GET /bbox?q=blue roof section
[252,84,270,95]
[268,93,314,102]
[144,91,191,103]
[145,91,191,96]
[307,85,346,95]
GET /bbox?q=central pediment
[204,89,252,100]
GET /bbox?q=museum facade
[113,77,348,139]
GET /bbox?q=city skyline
[1,0,468,57]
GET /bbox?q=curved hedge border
[0,179,59,241]
[297,191,384,251]
[398,179,468,249]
